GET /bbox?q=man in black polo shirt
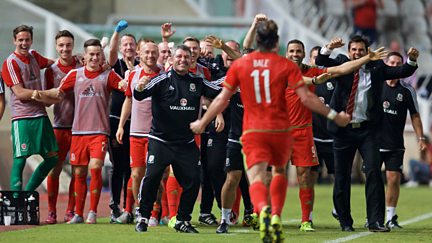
[379,51,427,229]
[134,45,220,233]
[107,20,140,222]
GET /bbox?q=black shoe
[386,215,402,229]
[109,204,121,223]
[199,213,218,225]
[135,217,148,232]
[341,225,355,232]
[368,222,390,232]
[216,221,229,234]
[174,221,199,233]
[332,211,340,222]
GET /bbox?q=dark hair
[256,20,279,51]
[309,45,320,57]
[386,51,404,61]
[183,36,200,45]
[84,38,102,49]
[174,44,192,55]
[121,33,136,43]
[55,30,74,41]
[287,39,305,52]
[348,35,369,50]
[13,25,33,40]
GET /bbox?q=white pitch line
[324,212,432,243]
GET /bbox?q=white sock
[386,207,395,222]
[221,208,231,222]
[309,211,313,221]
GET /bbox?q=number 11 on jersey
[251,69,271,104]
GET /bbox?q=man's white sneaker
[86,210,97,224]
[149,216,158,227]
[67,214,84,224]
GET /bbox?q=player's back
[225,51,303,133]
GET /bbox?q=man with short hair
[44,29,81,224]
[107,20,139,222]
[379,51,426,229]
[40,38,126,224]
[2,25,57,193]
[134,45,221,233]
[316,35,419,232]
[285,39,386,231]
[191,20,350,242]
[115,41,164,225]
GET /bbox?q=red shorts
[241,131,292,169]
[70,135,108,166]
[54,129,72,163]
[290,127,318,167]
[194,134,201,148]
[130,136,148,168]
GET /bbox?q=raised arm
[161,23,176,43]
[108,20,128,67]
[327,47,388,77]
[205,35,241,60]
[382,47,419,80]
[243,13,267,50]
[315,37,347,67]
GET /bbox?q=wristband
[326,109,337,120]
[418,136,426,141]
[311,76,317,85]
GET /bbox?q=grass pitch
[1,185,431,242]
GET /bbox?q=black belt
[349,121,368,129]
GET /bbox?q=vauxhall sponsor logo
[169,98,196,111]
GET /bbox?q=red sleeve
[30,50,49,69]
[124,71,136,97]
[287,62,304,90]
[223,62,239,92]
[45,67,54,89]
[203,67,211,81]
[2,58,22,87]
[59,70,77,92]
[310,66,326,76]
[108,70,124,92]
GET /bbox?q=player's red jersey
[285,64,327,128]
[224,51,303,133]
[59,67,123,135]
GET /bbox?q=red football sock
[270,175,288,216]
[166,176,181,218]
[299,187,314,222]
[125,178,134,213]
[161,177,169,218]
[232,187,241,216]
[74,174,87,217]
[249,181,269,213]
[151,202,161,219]
[67,175,76,212]
[47,175,59,212]
[89,168,102,213]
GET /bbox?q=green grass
[1,185,431,242]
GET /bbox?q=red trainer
[46,211,57,224]
[64,210,75,223]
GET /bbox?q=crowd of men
[0,12,425,243]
